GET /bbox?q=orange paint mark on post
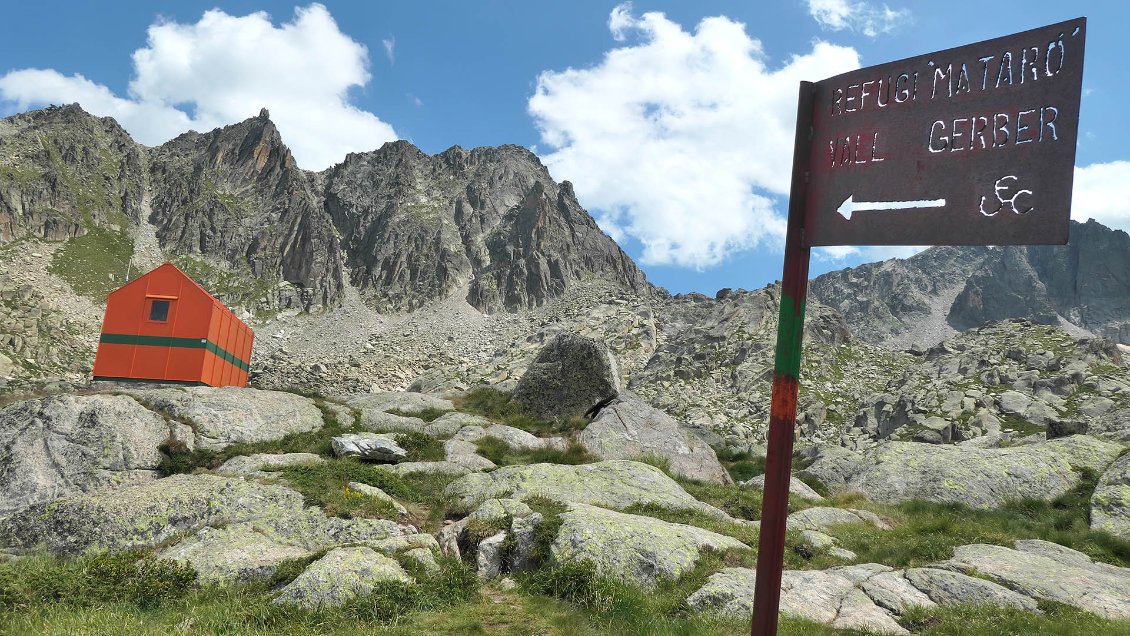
[91,263,254,387]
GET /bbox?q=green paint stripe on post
[99,333,250,372]
[772,293,806,378]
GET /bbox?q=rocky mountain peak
[0,103,144,242]
[161,110,297,182]
[1,103,656,318]
[324,138,648,313]
[147,110,343,310]
[811,220,1130,348]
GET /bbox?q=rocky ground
[0,333,1127,634]
[1,103,1128,633]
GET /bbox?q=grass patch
[677,480,766,522]
[455,387,588,436]
[155,401,371,476]
[0,551,196,612]
[901,600,1130,635]
[47,226,134,299]
[997,413,1046,437]
[828,468,1130,568]
[0,552,482,636]
[394,431,445,462]
[518,551,849,636]
[795,474,831,498]
[715,448,765,483]
[485,497,572,573]
[473,437,597,466]
[273,459,459,531]
[334,556,480,623]
[621,502,760,551]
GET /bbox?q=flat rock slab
[847,435,1123,509]
[580,391,730,484]
[347,391,453,416]
[945,541,1130,619]
[687,566,908,635]
[0,473,407,555]
[158,523,312,583]
[903,567,1038,611]
[798,446,866,491]
[0,393,175,514]
[688,558,1050,633]
[444,460,728,518]
[786,507,887,533]
[455,423,559,452]
[273,546,411,608]
[741,474,823,500]
[512,332,620,421]
[126,386,324,451]
[0,474,305,554]
[1091,452,1130,541]
[552,503,749,587]
[468,498,534,522]
[358,411,427,434]
[382,461,472,476]
[426,412,491,437]
[215,453,324,478]
[331,433,407,462]
[443,439,498,472]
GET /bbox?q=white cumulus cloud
[529,5,860,269]
[0,4,397,170]
[807,0,911,37]
[1073,161,1130,232]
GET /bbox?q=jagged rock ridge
[0,104,649,316]
[0,104,143,241]
[322,141,647,312]
[148,109,345,309]
[811,220,1130,348]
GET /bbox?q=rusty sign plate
[805,18,1086,246]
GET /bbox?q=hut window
[149,300,171,322]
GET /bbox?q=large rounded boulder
[512,333,620,421]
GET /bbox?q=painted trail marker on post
[751,17,1085,636]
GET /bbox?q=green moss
[274,459,459,532]
[474,436,597,466]
[824,469,1130,569]
[677,480,766,522]
[47,226,134,299]
[715,449,765,483]
[997,413,1046,437]
[620,502,759,550]
[0,550,196,612]
[394,431,445,462]
[524,497,569,570]
[454,387,588,436]
[901,600,1130,635]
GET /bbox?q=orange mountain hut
[92,263,253,387]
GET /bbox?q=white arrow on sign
[837,195,946,221]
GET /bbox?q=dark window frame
[148,299,171,322]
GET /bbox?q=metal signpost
[751,17,1086,636]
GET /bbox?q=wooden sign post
[751,17,1086,636]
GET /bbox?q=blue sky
[1,1,1126,295]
